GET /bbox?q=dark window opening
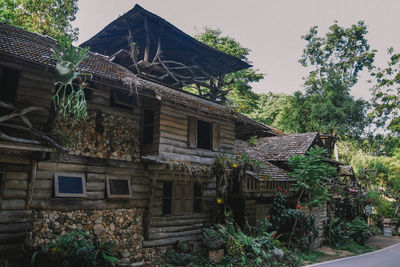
[111,89,135,110]
[54,173,86,198]
[0,67,19,115]
[0,173,4,198]
[197,120,211,150]
[143,109,154,145]
[106,177,132,198]
[162,181,172,215]
[193,182,202,213]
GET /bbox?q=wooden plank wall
[30,156,149,210]
[143,171,216,247]
[158,103,236,164]
[0,153,33,254]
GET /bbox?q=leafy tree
[288,147,337,208]
[195,28,264,113]
[247,92,292,128]
[279,21,375,137]
[0,0,79,41]
[370,48,400,135]
[337,139,400,201]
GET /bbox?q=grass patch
[338,242,378,254]
[297,251,326,264]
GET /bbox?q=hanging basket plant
[51,37,92,120]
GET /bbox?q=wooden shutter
[172,182,193,214]
[212,123,220,151]
[187,117,197,148]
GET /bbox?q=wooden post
[143,16,150,63]
[26,160,37,209]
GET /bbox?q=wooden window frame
[54,173,87,198]
[106,176,132,199]
[187,117,220,151]
[163,181,200,215]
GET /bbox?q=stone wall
[55,111,141,162]
[31,208,144,263]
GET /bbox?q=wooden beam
[143,15,150,62]
[0,141,53,152]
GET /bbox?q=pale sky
[72,0,400,100]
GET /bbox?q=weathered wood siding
[143,170,216,247]
[30,154,149,210]
[0,152,33,254]
[158,103,235,164]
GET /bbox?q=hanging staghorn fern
[51,37,92,120]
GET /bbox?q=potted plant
[201,228,224,262]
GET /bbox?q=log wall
[143,170,216,247]
[30,154,149,210]
[158,103,236,164]
[0,152,34,254]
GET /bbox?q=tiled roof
[0,23,279,134]
[235,140,291,181]
[0,22,136,82]
[255,132,319,161]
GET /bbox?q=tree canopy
[370,48,400,135]
[273,21,376,137]
[195,28,264,113]
[0,0,79,41]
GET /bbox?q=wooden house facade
[229,133,341,247]
[0,5,280,263]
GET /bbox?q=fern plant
[51,37,92,120]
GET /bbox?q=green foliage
[327,217,371,247]
[0,0,79,41]
[276,21,375,137]
[288,147,337,208]
[33,230,117,267]
[247,136,258,146]
[296,251,326,265]
[338,139,400,202]
[195,28,263,112]
[370,48,400,135]
[202,227,224,250]
[369,224,383,236]
[246,93,292,129]
[52,37,91,120]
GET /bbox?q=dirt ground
[366,235,400,248]
[312,236,400,264]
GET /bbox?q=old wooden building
[0,4,281,263]
[229,132,341,246]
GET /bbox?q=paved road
[307,243,400,267]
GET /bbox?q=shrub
[369,224,383,236]
[201,227,224,250]
[348,218,371,245]
[327,217,371,247]
[33,230,118,267]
